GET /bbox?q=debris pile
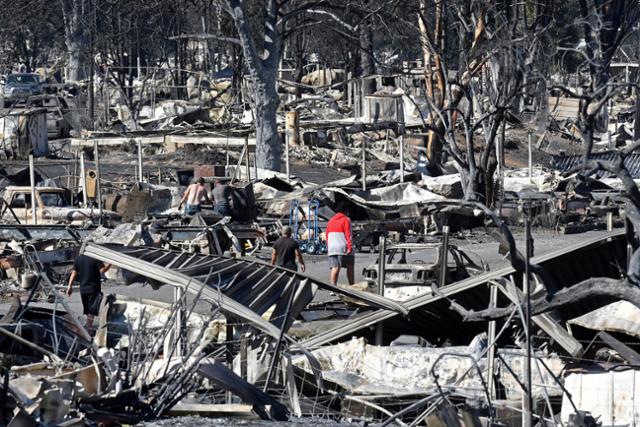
[1,44,640,427]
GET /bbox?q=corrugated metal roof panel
[551,152,640,178]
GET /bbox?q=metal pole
[94,140,102,224]
[225,132,230,172]
[487,283,498,399]
[497,120,504,181]
[244,135,251,181]
[399,135,405,183]
[137,140,143,182]
[523,205,533,427]
[174,286,183,358]
[375,235,386,345]
[438,225,450,288]
[103,72,109,126]
[285,130,290,179]
[80,152,88,207]
[28,154,37,225]
[70,150,77,194]
[362,138,367,191]
[253,153,258,181]
[528,132,533,180]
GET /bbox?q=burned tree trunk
[253,72,282,170]
[227,0,282,171]
[418,0,446,173]
[60,0,89,82]
[359,22,375,96]
[291,14,306,100]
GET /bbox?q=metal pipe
[487,283,498,398]
[528,132,533,180]
[244,135,251,181]
[523,205,533,427]
[103,71,109,125]
[174,286,183,358]
[225,132,230,172]
[285,129,290,179]
[70,150,77,196]
[28,154,37,225]
[438,225,450,289]
[94,140,102,224]
[362,138,367,191]
[399,135,405,183]
[80,152,87,207]
[496,121,502,177]
[137,140,143,182]
[253,153,258,181]
[375,235,386,345]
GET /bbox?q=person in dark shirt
[211,180,233,217]
[67,254,111,333]
[271,226,305,272]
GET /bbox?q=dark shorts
[81,293,102,316]
[278,263,297,271]
[329,254,355,268]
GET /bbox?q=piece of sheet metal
[568,301,640,338]
[561,368,640,426]
[81,243,407,335]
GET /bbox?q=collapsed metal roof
[81,242,408,338]
[551,152,640,178]
[301,229,627,351]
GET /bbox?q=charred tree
[59,0,91,81]
[359,21,376,96]
[226,0,282,171]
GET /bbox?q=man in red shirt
[326,202,354,285]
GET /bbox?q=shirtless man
[178,177,211,215]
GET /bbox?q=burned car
[1,186,121,225]
[3,73,42,107]
[362,242,487,301]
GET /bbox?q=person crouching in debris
[271,226,305,272]
[178,177,212,215]
[67,255,111,333]
[212,179,233,217]
[327,202,354,285]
